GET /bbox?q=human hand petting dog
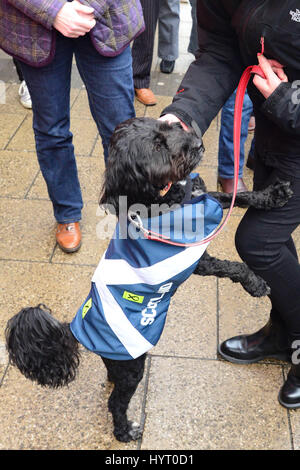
[158,114,190,131]
[53,0,96,38]
[253,54,288,99]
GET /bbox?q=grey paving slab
[218,278,272,348]
[0,261,94,339]
[0,113,25,150]
[69,117,99,156]
[142,357,291,450]
[5,115,36,152]
[91,136,105,158]
[0,199,56,262]
[0,352,145,450]
[0,150,39,198]
[288,405,300,450]
[152,276,218,359]
[0,57,19,83]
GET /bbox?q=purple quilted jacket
[0,0,144,66]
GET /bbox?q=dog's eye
[155,143,161,152]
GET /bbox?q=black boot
[278,363,300,409]
[218,315,291,364]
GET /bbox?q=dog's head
[100,117,204,214]
[5,304,80,388]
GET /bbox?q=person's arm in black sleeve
[161,0,245,134]
[252,53,299,135]
[260,82,300,135]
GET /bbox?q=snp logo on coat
[290,9,300,22]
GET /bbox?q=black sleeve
[260,82,300,135]
[162,0,245,135]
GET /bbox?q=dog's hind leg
[194,251,270,297]
[101,354,146,442]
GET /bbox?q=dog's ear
[99,119,136,214]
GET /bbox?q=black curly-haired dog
[5,117,292,443]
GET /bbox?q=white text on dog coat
[140,282,173,326]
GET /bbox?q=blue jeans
[218,90,254,179]
[19,33,135,223]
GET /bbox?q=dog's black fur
[5,117,293,442]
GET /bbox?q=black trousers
[235,151,300,340]
[131,0,160,89]
[13,58,24,82]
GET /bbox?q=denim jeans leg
[74,38,135,162]
[18,34,83,223]
[218,90,253,179]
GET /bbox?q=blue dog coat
[70,192,223,360]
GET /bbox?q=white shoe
[18,80,32,109]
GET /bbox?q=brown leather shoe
[135,88,157,106]
[218,177,248,194]
[56,222,81,253]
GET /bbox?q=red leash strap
[140,40,266,247]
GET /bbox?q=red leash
[139,39,266,247]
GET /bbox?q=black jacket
[163,0,300,163]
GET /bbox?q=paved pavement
[0,2,300,451]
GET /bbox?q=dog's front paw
[114,421,143,442]
[262,180,293,209]
[243,271,270,297]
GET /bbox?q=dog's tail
[5,304,80,388]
